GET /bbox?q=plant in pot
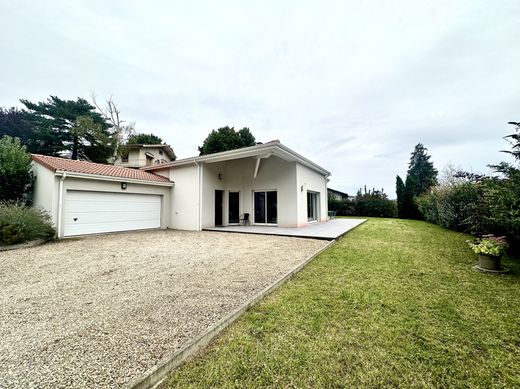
[467,234,509,271]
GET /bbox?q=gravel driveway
[0,230,327,388]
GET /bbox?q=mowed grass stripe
[161,218,520,388]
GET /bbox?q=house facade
[32,141,330,237]
[327,188,350,201]
[113,144,176,168]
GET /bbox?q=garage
[64,191,162,237]
[31,154,173,238]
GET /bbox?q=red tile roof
[31,154,172,183]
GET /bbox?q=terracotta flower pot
[478,254,502,271]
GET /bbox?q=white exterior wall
[166,164,200,231]
[114,148,171,168]
[200,156,298,228]
[32,163,60,227]
[296,163,328,226]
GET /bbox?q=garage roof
[31,154,172,184]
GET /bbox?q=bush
[483,165,520,250]
[0,202,55,246]
[328,197,355,216]
[0,135,32,202]
[416,168,520,252]
[328,187,398,218]
[416,182,486,234]
[353,197,398,217]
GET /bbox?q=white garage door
[64,191,161,237]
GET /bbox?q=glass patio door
[254,191,277,224]
[307,191,319,222]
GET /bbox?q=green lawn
[162,218,520,388]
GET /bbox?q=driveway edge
[126,239,337,389]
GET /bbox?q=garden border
[126,238,338,389]
[0,239,48,252]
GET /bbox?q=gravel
[0,230,327,388]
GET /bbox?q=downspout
[57,172,67,238]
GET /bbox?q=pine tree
[20,96,113,162]
[407,143,438,196]
[396,144,438,219]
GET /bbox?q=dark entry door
[215,190,224,226]
[228,192,239,224]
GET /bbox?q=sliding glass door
[307,191,319,222]
[254,191,277,224]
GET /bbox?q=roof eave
[54,170,174,186]
[142,142,331,176]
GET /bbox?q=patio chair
[239,213,250,226]
[328,210,337,220]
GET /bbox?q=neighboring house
[113,144,176,168]
[328,188,350,201]
[32,141,330,238]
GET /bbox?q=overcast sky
[1,0,519,197]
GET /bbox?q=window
[254,191,277,224]
[307,191,319,222]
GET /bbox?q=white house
[32,141,330,238]
[113,144,176,168]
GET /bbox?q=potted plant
[467,234,508,271]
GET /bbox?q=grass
[161,218,520,388]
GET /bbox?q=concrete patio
[204,218,366,240]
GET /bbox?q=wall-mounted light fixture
[121,182,128,190]
[218,173,223,180]
[301,185,304,192]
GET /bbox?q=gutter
[54,171,174,187]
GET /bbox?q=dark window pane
[254,192,265,224]
[307,192,317,221]
[267,191,277,224]
[229,192,239,224]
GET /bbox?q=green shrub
[416,182,486,234]
[328,197,355,216]
[0,136,32,202]
[483,165,520,250]
[353,197,398,217]
[0,202,55,246]
[416,168,520,251]
[328,187,397,218]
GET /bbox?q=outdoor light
[121,182,128,190]
[301,185,304,192]
[218,173,223,180]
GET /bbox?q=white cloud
[1,0,519,197]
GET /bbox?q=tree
[502,121,520,162]
[0,107,35,148]
[91,94,135,163]
[396,143,437,219]
[21,96,113,162]
[396,175,407,218]
[127,133,163,144]
[407,143,438,195]
[198,126,256,155]
[0,136,32,202]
